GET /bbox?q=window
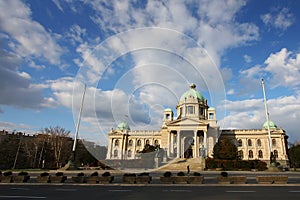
[237,139,242,147]
[113,150,118,157]
[154,139,159,146]
[257,139,261,147]
[248,150,253,158]
[166,114,170,119]
[127,150,132,158]
[274,150,278,158]
[187,106,194,114]
[238,150,243,159]
[137,139,141,146]
[248,139,252,146]
[209,113,214,119]
[272,139,276,147]
[146,139,150,145]
[128,140,133,147]
[114,139,119,147]
[258,150,263,158]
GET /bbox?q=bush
[40,172,49,177]
[123,173,136,177]
[102,172,111,177]
[163,171,172,177]
[138,172,149,176]
[177,171,185,176]
[3,171,12,176]
[91,172,98,176]
[18,171,28,176]
[55,172,64,177]
[77,172,85,177]
[193,172,201,176]
[220,171,228,177]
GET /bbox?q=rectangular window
[187,106,194,114]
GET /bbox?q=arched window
[238,150,243,159]
[146,139,150,145]
[237,139,242,147]
[248,150,253,158]
[248,139,252,146]
[272,139,276,147]
[258,150,263,158]
[137,139,141,146]
[113,150,118,157]
[274,150,278,158]
[154,139,159,146]
[127,150,132,158]
[257,139,261,147]
[187,106,195,114]
[128,140,133,147]
[114,139,119,147]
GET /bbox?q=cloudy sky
[0,0,300,145]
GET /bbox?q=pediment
[166,117,208,127]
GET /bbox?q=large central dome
[180,83,205,102]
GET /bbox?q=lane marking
[55,188,77,191]
[226,191,256,193]
[0,196,46,199]
[163,190,192,192]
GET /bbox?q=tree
[213,138,238,160]
[41,126,71,168]
[289,144,300,168]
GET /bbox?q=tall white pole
[72,84,87,156]
[261,79,272,154]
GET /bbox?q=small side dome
[263,121,277,129]
[116,122,130,131]
[180,83,205,102]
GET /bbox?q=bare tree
[41,126,71,168]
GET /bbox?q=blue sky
[0,0,300,145]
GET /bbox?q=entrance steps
[157,157,205,171]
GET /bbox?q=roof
[179,83,205,102]
[263,121,277,129]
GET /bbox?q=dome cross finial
[190,83,196,89]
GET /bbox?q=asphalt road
[0,185,300,200]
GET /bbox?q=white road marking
[226,191,256,193]
[0,196,46,199]
[163,190,192,192]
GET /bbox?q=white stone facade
[106,84,289,166]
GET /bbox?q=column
[203,131,207,157]
[106,138,113,159]
[177,131,180,158]
[194,130,198,158]
[167,132,171,157]
[170,132,174,156]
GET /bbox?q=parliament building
[106,84,289,166]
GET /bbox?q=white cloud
[66,24,87,46]
[265,48,300,88]
[243,54,252,63]
[261,7,295,31]
[0,0,63,65]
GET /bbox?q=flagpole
[72,84,86,161]
[261,79,273,164]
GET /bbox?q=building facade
[106,84,289,166]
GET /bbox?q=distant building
[106,84,289,166]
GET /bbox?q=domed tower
[116,122,130,132]
[176,83,208,120]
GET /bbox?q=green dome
[263,121,277,129]
[116,122,130,131]
[180,83,205,102]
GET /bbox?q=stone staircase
[157,157,205,171]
